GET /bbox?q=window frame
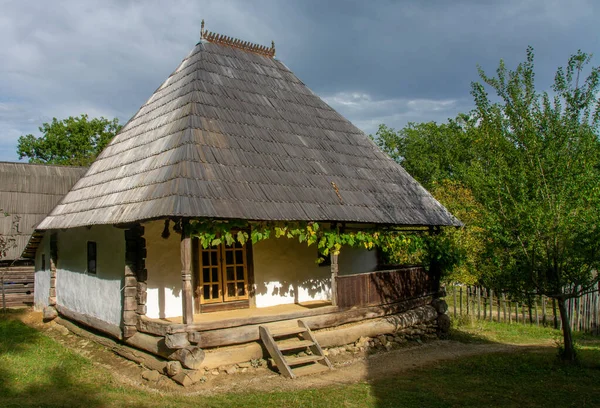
[87,241,97,275]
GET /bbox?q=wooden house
[0,162,85,308]
[27,26,460,379]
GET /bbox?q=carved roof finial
[199,26,276,57]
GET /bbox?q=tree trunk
[556,297,576,362]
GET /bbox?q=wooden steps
[259,320,333,379]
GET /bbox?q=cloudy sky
[1,0,598,162]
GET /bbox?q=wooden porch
[139,300,337,336]
[162,300,335,325]
[134,266,439,351]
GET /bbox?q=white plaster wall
[33,232,50,310]
[252,238,378,308]
[141,223,380,315]
[56,225,124,326]
[144,220,182,319]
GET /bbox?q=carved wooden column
[48,232,58,306]
[123,224,147,338]
[180,219,194,324]
[330,252,339,307]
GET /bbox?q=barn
[0,162,85,308]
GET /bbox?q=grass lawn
[1,311,599,408]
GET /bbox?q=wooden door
[195,240,249,307]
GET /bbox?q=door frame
[192,238,255,313]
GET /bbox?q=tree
[374,120,474,190]
[17,114,122,166]
[468,47,600,361]
[374,121,485,284]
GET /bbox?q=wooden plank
[330,252,338,307]
[1,286,33,294]
[285,355,324,366]
[259,325,295,379]
[168,304,340,335]
[337,267,431,309]
[270,327,307,337]
[290,363,330,376]
[298,319,332,369]
[277,339,314,351]
[189,296,433,348]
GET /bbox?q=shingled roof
[36,29,460,230]
[0,162,86,259]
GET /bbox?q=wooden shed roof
[0,162,86,260]
[36,35,460,230]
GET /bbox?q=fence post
[460,286,463,317]
[516,302,519,324]
[489,290,494,321]
[535,296,539,326]
[497,294,501,322]
[1,273,5,313]
[553,298,558,329]
[542,295,546,326]
[477,287,482,320]
[453,284,457,318]
[467,285,471,316]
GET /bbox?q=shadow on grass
[0,313,104,408]
[367,316,600,408]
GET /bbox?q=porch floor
[157,300,335,328]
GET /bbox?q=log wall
[1,263,34,308]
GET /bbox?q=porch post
[331,252,339,307]
[180,219,194,324]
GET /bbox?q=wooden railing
[335,267,434,309]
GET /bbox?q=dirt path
[15,310,538,395]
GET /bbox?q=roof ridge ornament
[200,20,276,58]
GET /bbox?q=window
[87,241,97,274]
[41,254,46,271]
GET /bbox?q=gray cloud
[1,0,598,161]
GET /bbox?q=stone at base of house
[324,319,439,357]
[43,306,58,322]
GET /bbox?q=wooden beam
[188,296,433,348]
[199,305,438,369]
[55,304,122,340]
[330,252,339,307]
[180,219,194,325]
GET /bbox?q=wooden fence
[1,265,35,309]
[336,267,434,309]
[446,284,600,335]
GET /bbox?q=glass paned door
[222,241,248,301]
[198,246,221,304]
[197,241,248,304]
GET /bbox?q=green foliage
[374,122,481,283]
[187,219,457,270]
[374,119,475,190]
[466,47,600,361]
[468,47,600,298]
[17,114,122,166]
